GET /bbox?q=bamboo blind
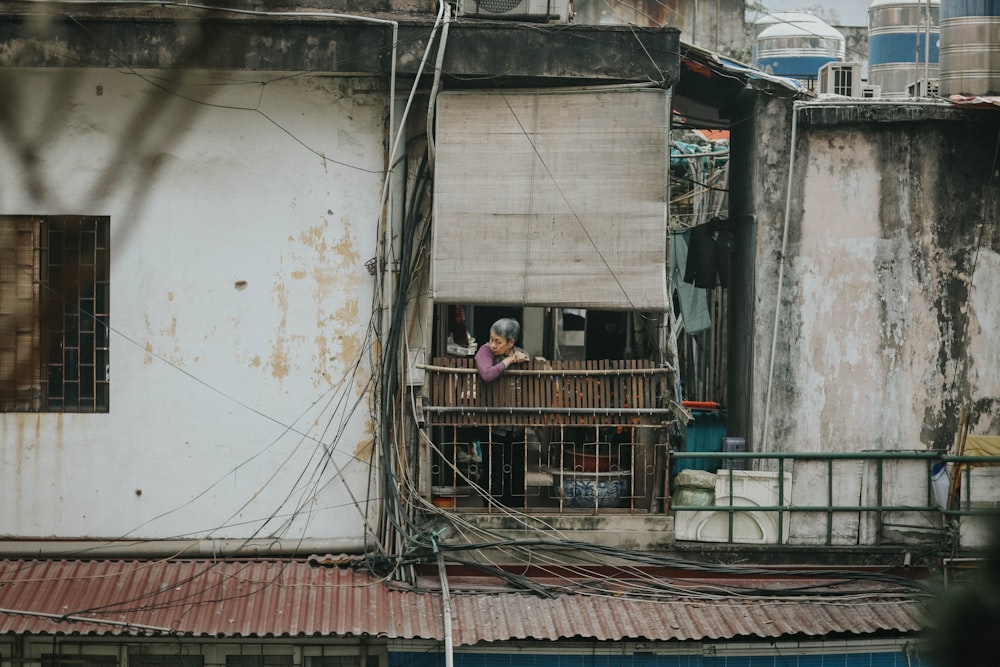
[431,89,670,310]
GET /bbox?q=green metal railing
[669,450,1000,546]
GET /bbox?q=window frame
[0,214,110,413]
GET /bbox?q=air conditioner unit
[860,84,881,99]
[818,62,862,97]
[458,0,571,22]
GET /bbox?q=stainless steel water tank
[868,0,940,97]
[939,0,1000,95]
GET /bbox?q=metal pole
[924,0,931,90]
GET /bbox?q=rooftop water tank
[754,15,846,82]
[751,12,827,64]
[868,0,940,97]
[939,0,1000,96]
[752,11,828,34]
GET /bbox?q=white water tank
[754,15,846,82]
[674,470,792,544]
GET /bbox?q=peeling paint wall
[0,69,386,545]
[575,0,746,60]
[750,99,1000,542]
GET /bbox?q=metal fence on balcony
[421,358,676,514]
[670,450,1000,548]
[428,427,660,513]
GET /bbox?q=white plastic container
[674,470,792,544]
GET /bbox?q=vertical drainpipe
[715,0,721,53]
[924,0,931,90]
[760,101,801,453]
[436,549,455,667]
[375,0,446,561]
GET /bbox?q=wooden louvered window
[0,215,109,412]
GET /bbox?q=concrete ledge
[441,513,675,564]
[0,8,680,85]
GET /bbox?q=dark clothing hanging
[683,216,734,289]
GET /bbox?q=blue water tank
[868,0,940,97]
[754,15,846,82]
[939,0,1000,96]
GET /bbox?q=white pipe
[427,3,451,167]
[0,538,365,558]
[375,0,445,364]
[373,0,445,564]
[671,149,731,158]
[436,551,455,667]
[379,0,446,216]
[760,101,801,453]
[924,0,931,90]
[0,608,174,633]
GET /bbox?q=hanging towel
[671,231,711,334]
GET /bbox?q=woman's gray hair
[490,318,520,342]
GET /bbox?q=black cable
[392,536,932,598]
[369,147,436,567]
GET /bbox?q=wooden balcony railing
[421,358,674,428]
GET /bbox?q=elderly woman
[474,317,530,381]
[473,318,529,507]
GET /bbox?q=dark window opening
[434,304,651,363]
[1,215,110,412]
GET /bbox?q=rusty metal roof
[0,559,925,645]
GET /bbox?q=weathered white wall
[0,68,387,547]
[749,100,999,544]
[575,0,747,60]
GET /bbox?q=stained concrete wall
[747,98,999,543]
[0,68,386,549]
[575,0,746,60]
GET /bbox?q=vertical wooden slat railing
[419,357,679,514]
[421,358,672,427]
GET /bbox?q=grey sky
[751,0,872,27]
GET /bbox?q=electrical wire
[2,0,952,623]
[9,1,432,188]
[0,7,417,613]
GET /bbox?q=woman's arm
[475,344,507,382]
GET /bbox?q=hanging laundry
[671,231,711,334]
[683,216,735,289]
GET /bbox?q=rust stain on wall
[331,230,361,264]
[143,296,184,366]
[269,275,291,381]
[353,435,373,460]
[292,216,366,391]
[257,215,370,390]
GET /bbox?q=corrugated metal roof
[0,559,925,645]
